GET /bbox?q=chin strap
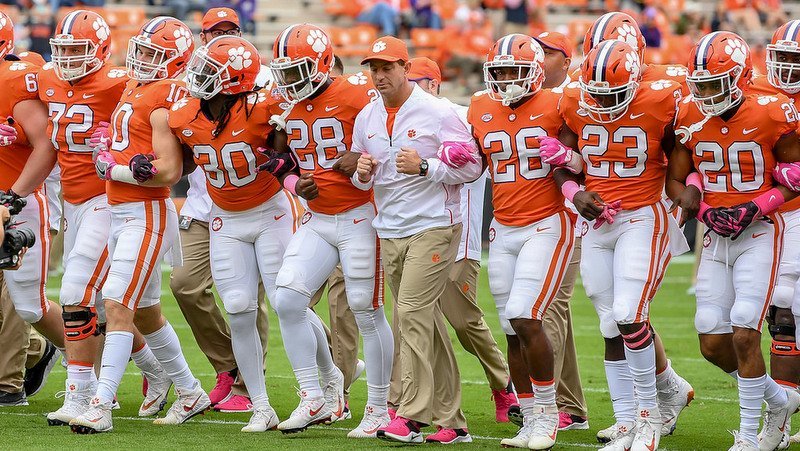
[675,113,712,145]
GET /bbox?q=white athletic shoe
[278,390,331,433]
[347,405,391,438]
[351,359,365,385]
[599,423,637,451]
[598,423,627,443]
[730,431,759,451]
[759,389,800,451]
[658,372,694,435]
[631,407,662,451]
[500,414,535,448]
[153,382,210,425]
[69,396,113,434]
[323,367,345,423]
[47,380,94,426]
[139,370,172,417]
[527,404,559,450]
[241,406,280,432]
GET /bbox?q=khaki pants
[309,265,360,398]
[382,224,466,428]
[0,274,46,393]
[169,219,269,396]
[543,238,588,417]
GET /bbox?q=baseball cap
[535,31,572,58]
[202,7,240,32]
[407,57,441,83]
[360,36,410,65]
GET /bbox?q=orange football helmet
[270,23,334,102]
[50,10,111,81]
[766,20,800,94]
[687,31,752,116]
[583,12,645,63]
[0,11,14,60]
[127,16,194,82]
[579,40,641,123]
[186,35,261,99]
[483,33,545,106]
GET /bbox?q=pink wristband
[753,187,785,215]
[686,172,703,192]
[561,181,581,202]
[696,201,711,220]
[283,174,299,196]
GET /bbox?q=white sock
[764,375,789,409]
[273,287,322,396]
[519,395,536,417]
[532,379,556,406]
[624,342,658,410]
[67,361,97,383]
[353,307,394,403]
[738,375,766,446]
[655,359,676,392]
[367,383,390,411]
[144,322,197,391]
[131,343,162,380]
[605,359,637,425]
[309,311,338,382]
[229,310,268,409]
[96,331,133,404]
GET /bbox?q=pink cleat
[214,394,252,413]
[208,371,235,406]
[425,427,473,444]
[388,407,397,420]
[558,411,589,431]
[492,387,519,423]
[377,416,424,443]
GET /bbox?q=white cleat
[500,414,535,448]
[139,370,172,417]
[730,431,759,451]
[69,396,113,434]
[600,422,637,451]
[528,404,559,450]
[241,406,280,432]
[631,407,662,451]
[47,380,94,426]
[759,389,800,451]
[323,367,345,424]
[347,405,391,438]
[598,423,627,444]
[658,372,694,435]
[278,390,331,433]
[153,382,211,425]
[351,359,365,386]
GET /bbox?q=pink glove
[438,141,478,169]
[773,162,800,192]
[593,200,622,230]
[0,117,17,147]
[93,149,117,180]
[537,136,573,166]
[90,121,111,151]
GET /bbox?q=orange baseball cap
[407,57,441,83]
[535,31,572,58]
[360,36,410,65]
[202,7,240,31]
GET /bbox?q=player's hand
[332,151,361,177]
[670,185,702,226]
[437,141,478,169]
[720,201,762,240]
[573,190,606,221]
[0,189,21,208]
[93,149,117,180]
[89,121,111,151]
[0,117,18,147]
[357,153,377,182]
[536,136,573,166]
[700,206,738,238]
[129,154,158,183]
[257,147,298,178]
[773,162,800,192]
[295,172,318,200]
[593,200,622,229]
[396,147,423,175]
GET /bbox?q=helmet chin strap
[500,84,527,106]
[675,113,712,145]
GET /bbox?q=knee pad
[222,291,256,315]
[612,300,637,326]
[63,308,99,341]
[730,301,761,331]
[347,288,375,312]
[772,285,795,309]
[598,313,620,339]
[16,305,43,324]
[275,266,309,296]
[695,305,730,335]
[498,316,515,336]
[272,287,308,321]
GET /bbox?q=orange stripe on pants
[132,200,167,311]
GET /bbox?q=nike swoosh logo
[769,195,777,203]
[182,395,202,412]
[309,405,323,416]
[743,127,758,135]
[536,226,550,232]
[135,93,145,99]
[548,425,557,440]
[354,218,367,224]
[325,106,339,112]
[646,437,657,451]
[367,134,376,139]
[365,425,382,434]
[630,112,645,119]
[630,219,644,224]
[83,94,95,99]
[93,206,106,211]
[529,114,543,121]
[141,398,160,410]
[274,214,286,221]
[333,401,343,418]
[752,232,766,239]
[232,129,244,136]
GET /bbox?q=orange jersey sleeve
[38,65,129,204]
[676,93,798,208]
[106,79,189,205]
[468,89,566,226]
[168,91,282,212]
[0,58,41,191]
[642,64,689,97]
[559,80,682,209]
[284,74,378,215]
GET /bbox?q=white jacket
[351,84,481,239]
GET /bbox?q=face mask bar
[270,56,326,103]
[766,44,800,94]
[687,67,742,116]
[49,38,101,81]
[186,47,231,100]
[578,79,639,123]
[483,61,543,106]
[126,36,177,82]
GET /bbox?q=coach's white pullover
[351,84,482,239]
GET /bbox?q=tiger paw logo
[372,40,387,53]
[615,23,639,49]
[665,66,688,77]
[649,80,672,91]
[247,92,267,105]
[301,212,312,224]
[624,51,640,79]
[107,68,127,78]
[461,283,470,294]
[8,62,27,71]
[173,27,192,55]
[757,95,778,105]
[581,221,589,237]
[407,129,416,139]
[227,46,253,71]
[347,72,368,85]
[93,18,110,42]
[431,253,440,263]
[488,227,496,242]
[306,29,328,57]
[216,10,228,18]
[211,217,223,231]
[724,38,747,66]
[703,233,711,248]
[171,97,189,111]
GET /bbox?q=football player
[40,9,171,426]
[667,31,800,451]
[69,16,210,434]
[466,34,575,450]
[171,35,300,432]
[267,24,394,437]
[551,40,687,451]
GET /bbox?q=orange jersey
[675,93,798,208]
[106,79,188,205]
[642,64,689,97]
[168,91,283,212]
[0,58,40,191]
[468,89,566,226]
[559,80,683,210]
[38,65,129,204]
[17,51,47,66]
[284,74,377,215]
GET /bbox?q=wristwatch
[419,159,429,177]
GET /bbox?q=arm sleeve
[425,106,482,184]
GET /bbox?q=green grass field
[0,257,789,450]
